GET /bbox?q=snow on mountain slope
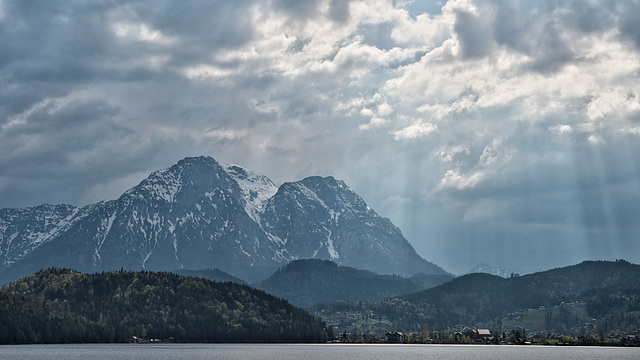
[259,176,449,277]
[223,164,278,224]
[0,204,93,267]
[0,156,449,284]
[0,157,282,283]
[466,263,532,278]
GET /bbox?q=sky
[1,0,640,275]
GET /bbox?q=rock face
[0,156,448,283]
[259,176,443,277]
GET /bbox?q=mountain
[0,157,278,283]
[222,163,278,224]
[0,156,447,284]
[408,259,640,307]
[254,259,454,308]
[311,260,640,334]
[0,204,91,269]
[466,263,529,278]
[259,176,447,277]
[0,268,329,344]
[398,259,640,329]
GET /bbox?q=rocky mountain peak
[122,156,243,205]
[298,175,371,216]
[0,155,448,284]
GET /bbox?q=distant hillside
[312,260,640,333]
[0,268,329,344]
[401,260,640,324]
[255,259,453,308]
[406,259,640,308]
[407,272,457,290]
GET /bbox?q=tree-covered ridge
[0,291,100,344]
[0,268,330,344]
[402,260,640,321]
[312,260,640,334]
[172,268,248,285]
[255,259,452,308]
[395,260,640,330]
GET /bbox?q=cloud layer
[2,0,639,273]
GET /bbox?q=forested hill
[255,259,453,308]
[404,259,640,309]
[396,259,640,329]
[0,268,330,344]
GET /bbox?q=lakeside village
[314,304,640,346]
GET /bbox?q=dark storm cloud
[272,0,321,20]
[0,0,256,95]
[491,1,575,73]
[564,0,614,33]
[0,1,139,81]
[126,0,256,66]
[1,0,640,274]
[617,1,640,50]
[452,7,493,59]
[449,0,640,74]
[451,1,570,67]
[0,97,132,206]
[135,1,254,44]
[0,0,260,204]
[328,0,351,24]
[0,1,110,116]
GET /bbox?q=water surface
[1,343,638,360]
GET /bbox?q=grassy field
[502,308,550,330]
[501,304,591,331]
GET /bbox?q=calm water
[1,343,639,360]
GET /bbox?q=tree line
[312,260,640,335]
[0,267,331,344]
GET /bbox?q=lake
[1,343,639,360]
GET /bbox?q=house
[464,329,477,339]
[623,334,638,344]
[453,331,463,343]
[477,329,492,340]
[385,332,405,343]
